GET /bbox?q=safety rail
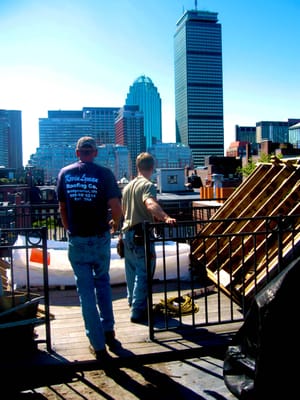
[144,214,300,340]
[0,204,66,241]
[4,204,298,346]
[0,202,221,241]
[0,226,51,353]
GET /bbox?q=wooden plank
[241,226,300,298]
[204,172,300,274]
[189,160,300,306]
[194,164,300,274]
[240,229,300,299]
[218,205,300,303]
[191,163,283,259]
[222,200,300,287]
[192,164,273,240]
[205,269,241,306]
[208,212,300,305]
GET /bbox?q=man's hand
[109,219,118,234]
[164,216,176,224]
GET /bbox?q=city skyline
[1,0,299,165]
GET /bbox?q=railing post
[144,221,155,341]
[277,215,284,273]
[41,226,52,352]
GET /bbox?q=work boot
[105,330,121,350]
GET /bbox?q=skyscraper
[0,109,23,169]
[115,105,145,178]
[125,75,162,148]
[174,9,224,167]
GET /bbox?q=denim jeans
[124,230,156,319]
[68,231,114,351]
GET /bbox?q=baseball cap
[76,136,97,151]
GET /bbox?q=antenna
[195,0,198,10]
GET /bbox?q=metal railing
[1,204,298,346]
[0,202,221,242]
[0,204,66,241]
[144,214,300,340]
[0,226,51,353]
[0,202,222,352]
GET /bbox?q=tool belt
[129,223,144,246]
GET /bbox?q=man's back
[57,160,120,236]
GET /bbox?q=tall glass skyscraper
[174,9,224,167]
[125,75,162,148]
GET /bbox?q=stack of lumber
[191,157,300,306]
[0,258,10,293]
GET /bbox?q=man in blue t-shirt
[57,136,123,362]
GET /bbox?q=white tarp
[10,236,191,287]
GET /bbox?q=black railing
[0,227,51,353]
[144,214,300,340]
[2,204,297,346]
[0,202,221,241]
[0,204,66,241]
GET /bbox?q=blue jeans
[124,230,156,319]
[68,231,114,351]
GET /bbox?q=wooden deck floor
[34,281,242,364]
[0,282,243,395]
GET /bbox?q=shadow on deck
[0,282,241,394]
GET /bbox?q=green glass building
[125,75,162,149]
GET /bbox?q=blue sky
[1,0,299,165]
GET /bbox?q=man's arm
[144,197,176,224]
[58,201,69,231]
[108,197,123,233]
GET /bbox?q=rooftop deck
[39,282,241,361]
[1,281,241,397]
[1,158,299,396]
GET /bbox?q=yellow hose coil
[154,295,199,316]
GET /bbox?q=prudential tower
[125,75,162,148]
[174,8,224,167]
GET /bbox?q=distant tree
[237,153,273,177]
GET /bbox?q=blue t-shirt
[56,161,121,236]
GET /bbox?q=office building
[226,141,250,159]
[82,107,120,145]
[97,144,129,181]
[148,143,193,169]
[256,121,289,144]
[39,110,91,147]
[174,9,224,167]
[235,125,256,144]
[289,122,300,148]
[125,75,162,148]
[29,143,129,184]
[29,144,76,184]
[0,109,23,169]
[234,125,259,156]
[36,108,125,181]
[39,107,121,148]
[115,105,145,178]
